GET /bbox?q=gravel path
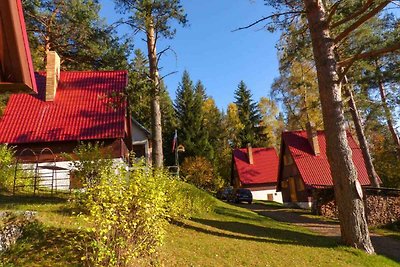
[243,203,400,262]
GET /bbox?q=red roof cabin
[0,51,152,191]
[277,122,379,209]
[232,144,282,202]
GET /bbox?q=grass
[372,222,400,241]
[158,199,399,267]
[0,188,399,267]
[0,194,86,267]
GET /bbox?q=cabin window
[296,178,305,191]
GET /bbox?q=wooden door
[289,177,297,202]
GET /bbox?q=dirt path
[244,203,400,263]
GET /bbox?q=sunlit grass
[1,189,399,267]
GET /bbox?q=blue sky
[99,0,281,110]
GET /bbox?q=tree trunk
[303,0,374,253]
[376,66,400,158]
[146,20,164,168]
[343,81,380,187]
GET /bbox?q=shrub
[67,142,113,188]
[180,156,224,192]
[68,146,214,266]
[0,145,15,191]
[80,162,192,266]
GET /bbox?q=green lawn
[0,192,399,267]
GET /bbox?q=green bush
[67,144,214,266]
[0,145,15,191]
[67,142,113,188]
[79,162,196,266]
[180,156,224,192]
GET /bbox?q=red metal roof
[233,147,279,185]
[282,131,374,187]
[0,71,128,144]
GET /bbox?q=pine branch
[327,0,343,25]
[338,42,400,66]
[331,0,374,29]
[334,1,391,43]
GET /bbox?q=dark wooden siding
[12,138,128,163]
[280,145,311,203]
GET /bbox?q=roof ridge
[35,70,128,74]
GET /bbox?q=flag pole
[173,129,179,177]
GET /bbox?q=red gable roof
[0,71,128,144]
[233,147,279,185]
[281,131,375,188]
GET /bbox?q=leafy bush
[180,156,224,192]
[0,145,15,191]
[67,142,113,188]
[79,161,198,266]
[67,144,214,266]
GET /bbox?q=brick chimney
[45,51,60,101]
[306,121,320,156]
[247,143,254,165]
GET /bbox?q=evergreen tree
[23,0,130,70]
[127,49,151,128]
[174,71,211,159]
[195,80,207,101]
[234,81,262,147]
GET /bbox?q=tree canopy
[23,0,130,70]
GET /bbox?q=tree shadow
[174,218,339,248]
[213,206,263,222]
[0,194,68,206]
[1,222,85,266]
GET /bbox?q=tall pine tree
[234,81,263,147]
[174,71,211,159]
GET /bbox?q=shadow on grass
[242,203,340,226]
[0,194,68,206]
[174,218,338,248]
[1,222,85,267]
[213,206,263,222]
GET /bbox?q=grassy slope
[0,195,85,267]
[159,199,398,267]
[0,188,399,267]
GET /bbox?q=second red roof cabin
[277,122,380,209]
[232,144,282,202]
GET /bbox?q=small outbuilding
[277,123,376,209]
[232,144,282,203]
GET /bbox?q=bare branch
[334,1,391,43]
[157,46,171,65]
[232,11,303,32]
[160,71,178,81]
